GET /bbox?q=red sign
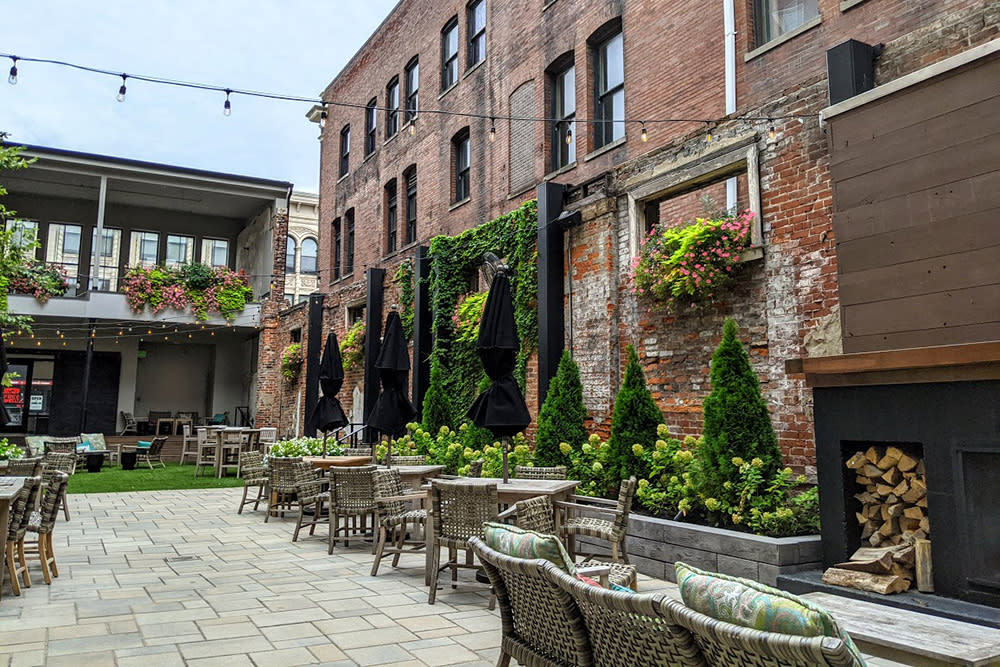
[3,386,23,407]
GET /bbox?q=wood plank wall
[827,54,1000,353]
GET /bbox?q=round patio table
[120,450,138,471]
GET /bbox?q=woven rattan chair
[292,462,331,548]
[371,468,427,576]
[516,465,568,480]
[559,476,636,564]
[42,452,76,521]
[467,459,484,478]
[428,479,498,605]
[237,451,267,514]
[23,471,69,585]
[329,465,377,552]
[342,446,374,460]
[265,457,303,522]
[5,457,42,477]
[3,476,42,598]
[388,455,426,466]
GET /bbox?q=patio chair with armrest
[329,465,377,553]
[370,468,427,576]
[119,411,138,435]
[22,471,70,585]
[265,457,303,522]
[42,452,76,521]
[5,457,43,477]
[428,479,498,605]
[515,465,568,480]
[291,462,330,548]
[237,450,267,514]
[558,476,636,564]
[123,436,167,469]
[204,412,229,426]
[3,475,42,598]
[147,411,173,436]
[387,454,426,466]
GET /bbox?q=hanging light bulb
[640,122,648,143]
[706,122,713,144]
[223,89,232,116]
[767,121,776,140]
[408,119,416,136]
[8,57,17,85]
[319,106,328,129]
[116,74,127,102]
[565,126,573,145]
[147,329,152,335]
[489,118,496,143]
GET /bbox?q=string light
[223,88,232,116]
[319,105,328,129]
[7,57,17,85]
[489,118,495,143]
[640,122,648,143]
[116,74,127,102]
[706,122,713,144]
[408,119,416,136]
[565,127,572,145]
[767,120,776,140]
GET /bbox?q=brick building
[262,0,998,471]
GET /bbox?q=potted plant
[281,343,303,384]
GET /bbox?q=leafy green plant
[180,262,213,290]
[0,438,23,461]
[535,350,588,467]
[268,437,342,458]
[421,356,451,434]
[393,259,415,340]
[0,137,40,332]
[122,264,253,320]
[386,422,534,476]
[9,260,68,302]
[607,345,663,482]
[339,320,365,371]
[281,343,303,383]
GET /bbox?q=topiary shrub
[699,318,782,505]
[607,344,663,482]
[535,350,588,467]
[421,355,451,435]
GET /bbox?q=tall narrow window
[345,210,355,275]
[404,167,417,245]
[339,124,350,177]
[47,223,82,284]
[385,179,398,253]
[286,236,297,273]
[333,218,342,280]
[201,238,229,267]
[594,29,625,149]
[91,227,122,291]
[404,57,419,123]
[365,98,377,156]
[467,0,486,68]
[754,0,818,46]
[441,17,459,90]
[385,77,399,139]
[165,235,194,266]
[551,62,576,169]
[453,129,471,203]
[129,231,159,268]
[300,238,318,275]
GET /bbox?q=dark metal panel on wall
[412,246,432,419]
[303,293,326,436]
[363,268,385,442]
[50,351,121,435]
[536,182,566,404]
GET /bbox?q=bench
[803,592,1000,666]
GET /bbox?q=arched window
[285,236,297,273]
[300,237,318,274]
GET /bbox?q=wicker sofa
[470,537,863,667]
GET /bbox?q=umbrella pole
[501,436,511,484]
[322,430,328,457]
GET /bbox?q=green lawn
[67,462,245,494]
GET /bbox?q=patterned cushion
[675,562,865,664]
[483,522,576,574]
[76,441,93,453]
[24,436,46,457]
[81,433,107,450]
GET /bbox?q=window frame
[753,0,819,47]
[201,237,230,268]
[593,29,625,149]
[467,0,486,69]
[385,179,398,253]
[404,167,417,245]
[164,234,194,267]
[550,60,576,170]
[365,98,378,157]
[92,226,122,291]
[404,57,419,123]
[285,236,297,273]
[332,218,342,280]
[386,76,399,139]
[300,237,318,275]
[345,209,356,275]
[129,230,159,269]
[46,222,83,283]
[441,17,459,90]
[453,129,471,203]
[339,124,350,177]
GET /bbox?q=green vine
[281,343,303,383]
[340,319,366,371]
[393,259,415,340]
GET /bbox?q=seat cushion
[137,441,152,449]
[76,441,93,453]
[81,433,107,450]
[24,436,46,457]
[675,562,865,664]
[484,522,576,574]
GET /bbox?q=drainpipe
[724,0,738,210]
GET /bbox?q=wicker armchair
[265,457,303,522]
[559,476,636,564]
[467,459,484,478]
[22,471,69,585]
[123,436,167,469]
[388,455,426,466]
[428,479,498,605]
[516,465,568,480]
[292,462,330,548]
[341,446,374,460]
[371,468,427,576]
[329,465,377,552]
[3,476,42,598]
[5,457,43,477]
[237,451,267,514]
[42,452,76,521]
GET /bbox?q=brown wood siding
[828,54,1000,353]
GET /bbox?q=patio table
[393,464,445,490]
[210,428,258,478]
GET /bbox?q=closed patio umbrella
[307,331,348,455]
[0,330,8,427]
[367,311,417,465]
[466,271,530,482]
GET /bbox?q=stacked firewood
[821,445,933,595]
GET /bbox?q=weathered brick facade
[264,0,999,465]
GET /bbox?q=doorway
[3,357,54,434]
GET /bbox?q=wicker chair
[3,476,42,598]
[23,472,70,585]
[428,479,498,605]
[516,465,568,480]
[42,452,76,521]
[265,457,303,522]
[329,465,377,552]
[5,457,42,477]
[371,468,427,576]
[237,451,267,514]
[43,437,81,460]
[342,446,374,460]
[467,459,484,478]
[559,476,637,564]
[388,455,426,466]
[292,462,331,548]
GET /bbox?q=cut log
[899,517,921,532]
[881,467,902,485]
[856,512,867,525]
[846,451,868,469]
[856,475,873,486]
[868,532,883,547]
[822,567,909,594]
[896,453,919,472]
[850,546,905,561]
[887,503,904,518]
[865,446,880,463]
[854,491,876,505]
[915,539,934,592]
[892,479,910,497]
[876,483,895,497]
[919,516,930,533]
[862,463,885,479]
[834,552,893,574]
[893,545,916,568]
[886,493,899,504]
[913,529,928,540]
[916,496,928,508]
[879,519,898,537]
[902,479,927,503]
[903,506,924,520]
[861,522,876,540]
[877,447,903,469]
[915,459,925,475]
[890,563,913,581]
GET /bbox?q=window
[129,231,159,268]
[300,238,318,275]
[46,223,82,283]
[286,236,297,273]
[91,227,121,291]
[347,304,364,325]
[290,328,302,343]
[551,61,576,169]
[594,29,625,149]
[404,57,419,123]
[467,0,486,68]
[339,125,350,177]
[441,17,459,90]
[5,219,37,251]
[404,167,417,245]
[201,238,229,267]
[332,218,342,280]
[754,0,819,45]
[165,235,194,266]
[345,210,355,275]
[365,98,378,156]
[386,77,399,139]
[453,129,471,203]
[284,291,296,304]
[385,179,398,253]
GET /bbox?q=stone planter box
[576,513,821,587]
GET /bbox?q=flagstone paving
[0,487,904,666]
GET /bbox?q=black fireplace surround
[814,380,1000,607]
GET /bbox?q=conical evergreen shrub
[535,350,588,466]
[608,345,663,481]
[421,355,451,434]
[700,318,782,501]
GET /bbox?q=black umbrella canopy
[466,272,530,437]
[366,311,416,438]
[306,331,348,434]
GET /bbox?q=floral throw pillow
[483,522,576,574]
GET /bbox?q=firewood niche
[822,445,933,595]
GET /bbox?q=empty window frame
[91,227,122,291]
[442,17,459,90]
[46,222,82,283]
[201,238,229,267]
[551,61,576,169]
[165,234,194,266]
[129,230,159,268]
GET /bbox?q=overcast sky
[0,0,398,193]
